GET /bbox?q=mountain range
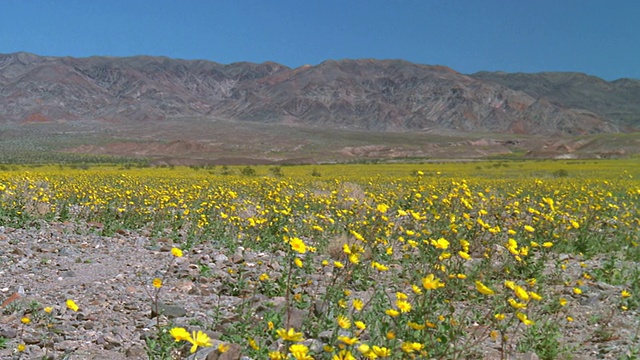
[1,52,638,136]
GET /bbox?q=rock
[0,328,17,338]
[152,303,187,318]
[206,343,243,360]
[318,330,341,342]
[285,307,306,330]
[302,339,324,353]
[23,334,41,344]
[60,270,77,278]
[58,247,79,256]
[54,340,79,351]
[186,347,216,360]
[125,344,147,359]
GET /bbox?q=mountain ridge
[0,52,637,135]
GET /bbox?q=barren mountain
[472,71,640,130]
[0,52,633,135]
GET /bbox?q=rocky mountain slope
[472,71,640,131]
[0,52,637,135]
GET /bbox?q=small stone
[285,308,306,330]
[126,344,147,358]
[124,302,140,311]
[302,339,324,353]
[23,335,41,345]
[318,330,333,341]
[61,270,77,278]
[96,335,106,345]
[204,343,243,360]
[0,328,17,338]
[152,303,187,319]
[54,340,79,351]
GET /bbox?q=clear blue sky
[1,1,638,80]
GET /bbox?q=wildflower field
[1,159,639,359]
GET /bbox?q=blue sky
[1,1,638,80]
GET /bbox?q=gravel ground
[1,221,638,359]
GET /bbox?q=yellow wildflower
[514,286,530,301]
[269,351,287,360]
[277,328,304,342]
[573,287,583,295]
[401,342,423,353]
[422,274,444,290]
[338,336,359,345]
[508,298,527,309]
[371,261,388,271]
[333,350,356,360]
[396,300,412,313]
[516,312,534,326]
[475,281,495,296]
[217,343,230,353]
[337,315,351,329]
[170,327,192,342]
[372,345,391,357]
[189,330,212,353]
[385,309,400,317]
[352,298,364,311]
[66,299,79,312]
[529,291,543,301]
[248,337,259,350]
[357,344,371,355]
[289,344,313,360]
[290,237,307,254]
[504,280,516,290]
[431,237,449,249]
[171,247,183,257]
[411,284,423,295]
[559,298,568,306]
